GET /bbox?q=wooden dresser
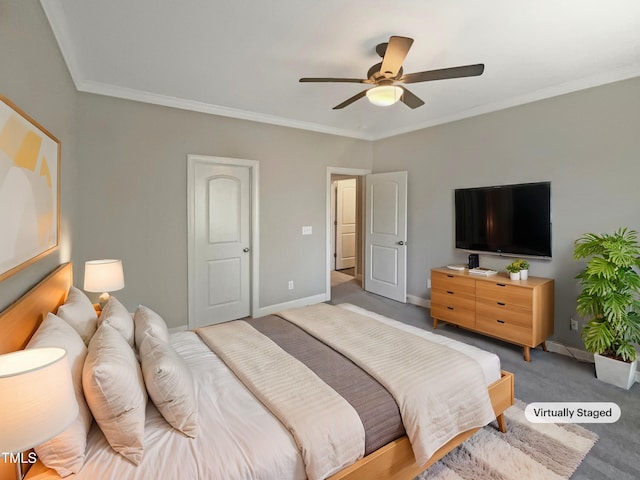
[431,267,554,361]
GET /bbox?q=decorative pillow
[139,335,198,437]
[26,313,93,477]
[98,296,135,348]
[56,286,98,345]
[83,323,147,464]
[133,305,170,353]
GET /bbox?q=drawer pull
[447,274,454,278]
[496,319,505,324]
[497,302,506,306]
[496,283,506,287]
[447,306,454,310]
[446,291,454,295]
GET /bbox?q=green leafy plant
[573,227,640,362]
[506,259,528,273]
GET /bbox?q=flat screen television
[455,181,552,258]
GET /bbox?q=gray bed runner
[247,314,405,455]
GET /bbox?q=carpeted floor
[330,278,640,480]
[416,400,598,480]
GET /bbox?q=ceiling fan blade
[400,87,425,109]
[299,77,369,84]
[399,64,484,84]
[333,90,368,109]
[380,36,414,78]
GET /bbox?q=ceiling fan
[299,36,484,110]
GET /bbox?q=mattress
[32,304,501,480]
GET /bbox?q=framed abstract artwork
[0,96,60,281]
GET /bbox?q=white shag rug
[416,399,598,480]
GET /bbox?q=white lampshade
[366,85,403,106]
[0,348,78,453]
[84,259,125,293]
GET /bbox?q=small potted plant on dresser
[574,227,640,389]
[505,259,528,280]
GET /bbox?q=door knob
[398,241,407,246]
[243,248,250,253]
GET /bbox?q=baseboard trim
[407,295,430,309]
[545,341,594,363]
[169,325,189,333]
[254,293,329,317]
[546,341,640,382]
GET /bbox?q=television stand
[431,267,554,362]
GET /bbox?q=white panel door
[192,162,251,326]
[364,171,407,303]
[336,178,356,270]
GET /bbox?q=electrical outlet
[427,278,431,289]
[288,280,294,290]
[570,317,578,331]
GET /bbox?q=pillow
[56,286,98,345]
[133,305,170,353]
[139,335,198,437]
[83,323,147,464]
[98,296,134,348]
[26,313,93,477]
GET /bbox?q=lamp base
[98,292,112,308]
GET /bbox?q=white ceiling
[42,0,640,140]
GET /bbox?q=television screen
[455,181,552,258]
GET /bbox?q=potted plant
[573,227,640,389]
[517,259,530,280]
[506,259,529,280]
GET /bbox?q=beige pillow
[139,335,198,437]
[133,305,170,353]
[98,296,134,348]
[83,323,147,464]
[26,313,93,477]
[56,286,98,345]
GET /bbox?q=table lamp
[83,259,125,308]
[0,348,78,480]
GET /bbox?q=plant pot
[509,271,520,280]
[594,353,637,389]
[520,269,528,280]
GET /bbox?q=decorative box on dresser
[431,267,554,362]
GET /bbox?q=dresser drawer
[432,271,476,296]
[476,315,532,346]
[476,281,533,308]
[431,303,475,329]
[432,288,475,311]
[476,298,532,328]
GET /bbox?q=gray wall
[0,1,78,311]
[74,93,371,326]
[3,1,640,350]
[372,77,640,348]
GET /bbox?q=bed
[0,263,514,480]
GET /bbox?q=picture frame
[0,95,60,281]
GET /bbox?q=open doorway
[326,167,370,299]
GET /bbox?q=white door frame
[325,167,371,301]
[187,154,260,328]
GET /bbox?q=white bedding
[33,305,501,480]
[337,304,502,385]
[40,331,306,480]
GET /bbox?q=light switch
[302,226,312,235]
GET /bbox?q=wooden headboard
[0,263,72,354]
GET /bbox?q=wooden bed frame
[0,263,514,480]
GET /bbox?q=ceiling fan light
[366,85,403,106]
